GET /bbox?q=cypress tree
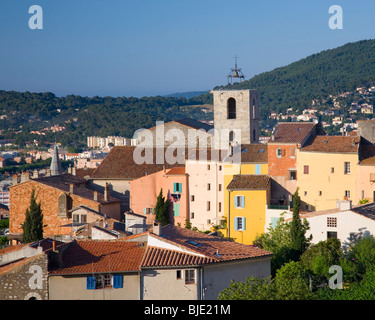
[21,189,44,243]
[154,188,170,226]
[290,188,310,261]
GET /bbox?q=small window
[81,214,87,223]
[207,183,211,191]
[219,184,222,192]
[327,231,338,239]
[219,165,222,171]
[304,165,309,174]
[344,162,350,174]
[185,270,196,284]
[304,191,307,196]
[207,201,211,211]
[73,214,79,223]
[219,202,222,212]
[255,164,261,175]
[176,270,182,279]
[234,217,246,231]
[331,167,335,174]
[227,98,236,119]
[276,148,282,158]
[207,164,210,170]
[191,212,195,219]
[290,147,296,158]
[289,171,297,180]
[345,190,351,199]
[319,191,322,196]
[234,195,245,208]
[327,217,337,228]
[174,182,182,193]
[191,195,195,202]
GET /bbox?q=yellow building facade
[297,136,360,211]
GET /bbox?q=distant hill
[163,91,209,99]
[213,39,375,120]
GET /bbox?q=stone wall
[0,253,49,300]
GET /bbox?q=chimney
[46,168,51,177]
[12,174,18,185]
[93,191,98,201]
[337,199,352,211]
[104,183,110,202]
[52,240,56,252]
[72,166,76,176]
[21,172,30,183]
[33,169,39,179]
[153,221,162,236]
[69,183,74,194]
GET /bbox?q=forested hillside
[215,39,375,119]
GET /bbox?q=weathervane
[227,55,245,84]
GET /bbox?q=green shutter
[143,208,147,214]
[174,203,180,217]
[178,183,182,193]
[173,183,177,193]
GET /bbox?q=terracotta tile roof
[18,174,121,204]
[90,146,229,180]
[269,122,317,144]
[147,225,272,265]
[75,168,96,179]
[236,144,268,163]
[227,175,270,190]
[301,135,360,153]
[141,246,213,268]
[165,167,186,175]
[48,240,147,274]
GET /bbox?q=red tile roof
[269,122,317,144]
[49,240,146,274]
[301,135,360,153]
[227,175,270,190]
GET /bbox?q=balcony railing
[267,204,289,210]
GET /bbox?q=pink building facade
[129,167,188,227]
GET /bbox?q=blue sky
[0,0,374,97]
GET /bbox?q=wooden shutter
[86,276,96,290]
[113,275,123,288]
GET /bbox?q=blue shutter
[255,164,261,175]
[234,196,239,208]
[113,275,123,288]
[242,217,246,230]
[86,276,96,290]
[271,217,279,228]
[234,217,238,231]
[241,196,245,208]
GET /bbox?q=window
[290,147,296,158]
[185,270,196,284]
[234,195,245,208]
[304,165,309,174]
[319,191,322,196]
[304,191,307,196]
[327,231,338,239]
[219,165,222,171]
[207,164,210,170]
[344,162,350,174]
[255,164,261,175]
[276,148,282,158]
[191,212,195,219]
[219,202,222,212]
[361,190,365,199]
[345,190,350,199]
[289,171,297,180]
[331,167,335,174]
[81,214,87,223]
[207,201,211,211]
[327,217,337,228]
[191,195,195,202]
[207,183,211,191]
[219,184,222,192]
[227,98,236,119]
[173,182,182,193]
[176,270,182,279]
[234,217,246,231]
[86,274,123,290]
[144,208,154,214]
[73,214,79,223]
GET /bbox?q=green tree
[21,189,44,243]
[154,189,170,226]
[290,188,311,261]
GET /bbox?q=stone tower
[213,89,259,146]
[50,144,62,176]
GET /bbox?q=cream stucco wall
[297,150,359,211]
[186,160,224,231]
[48,273,140,300]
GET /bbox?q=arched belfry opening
[227,98,236,119]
